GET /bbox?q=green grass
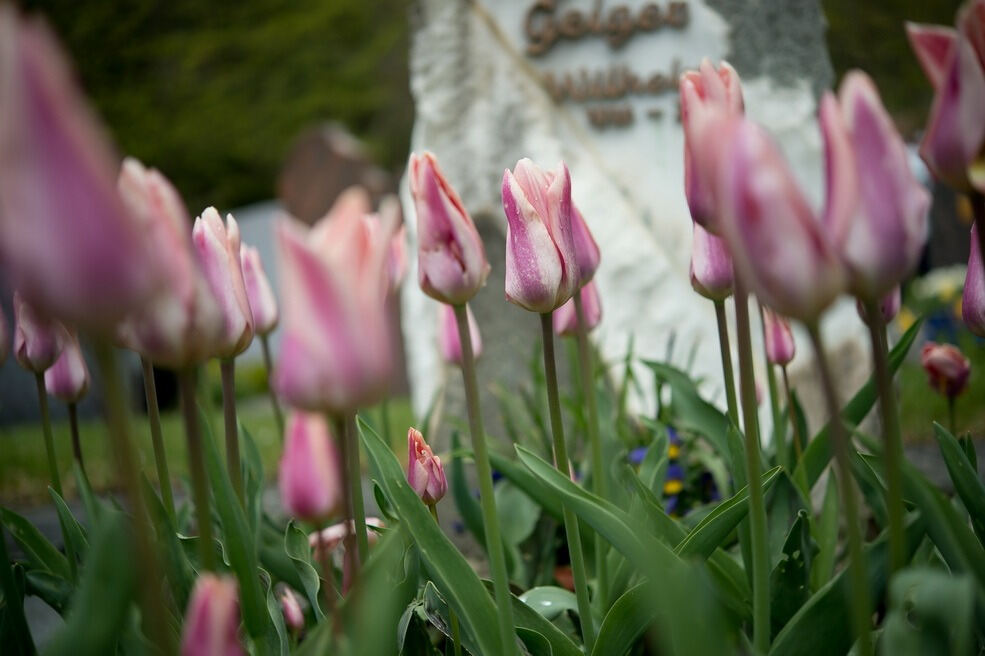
[0,395,415,506]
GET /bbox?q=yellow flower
[663,479,683,495]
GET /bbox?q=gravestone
[400,0,869,444]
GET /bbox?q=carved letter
[525,0,558,57]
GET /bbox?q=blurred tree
[23,0,413,211]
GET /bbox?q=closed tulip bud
[273,189,394,413]
[407,428,447,506]
[278,412,343,523]
[680,59,744,232]
[193,209,254,358]
[438,303,482,366]
[279,588,305,634]
[920,342,971,398]
[571,205,601,286]
[833,73,930,298]
[181,575,245,656]
[409,152,490,304]
[0,9,161,330]
[553,280,602,337]
[240,245,278,336]
[13,293,67,373]
[689,221,733,300]
[502,159,580,312]
[44,333,89,402]
[963,224,985,336]
[118,158,224,368]
[762,307,795,366]
[857,286,902,325]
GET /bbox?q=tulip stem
[344,414,370,564]
[259,335,284,437]
[862,298,905,576]
[315,526,337,618]
[220,359,244,505]
[179,369,216,571]
[35,373,62,497]
[806,324,873,656]
[452,303,519,656]
[67,402,85,476]
[429,504,463,656]
[573,291,608,610]
[93,340,173,652]
[973,192,985,285]
[732,282,770,654]
[758,304,786,470]
[713,300,739,426]
[780,367,806,478]
[141,358,174,523]
[540,312,596,653]
[948,397,957,437]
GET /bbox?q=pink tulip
[438,303,482,366]
[407,428,447,506]
[680,59,744,233]
[0,9,161,330]
[279,588,305,634]
[570,204,601,286]
[833,72,930,298]
[240,245,278,336]
[193,208,254,359]
[553,280,602,337]
[309,517,385,558]
[278,412,343,523]
[117,158,224,368]
[711,116,847,321]
[963,224,985,336]
[273,188,394,413]
[857,286,902,326]
[181,574,245,656]
[44,332,89,402]
[908,4,985,192]
[13,292,67,373]
[689,221,733,300]
[502,159,579,312]
[921,342,971,398]
[762,308,795,366]
[409,152,490,304]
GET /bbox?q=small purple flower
[628,446,649,465]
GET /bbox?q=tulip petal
[963,224,985,337]
[502,169,564,312]
[906,22,958,90]
[818,91,859,246]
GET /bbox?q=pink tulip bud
[273,189,394,413]
[553,280,602,337]
[833,73,930,298]
[856,286,902,325]
[44,332,89,402]
[689,221,733,300]
[438,303,482,366]
[0,9,161,331]
[117,158,224,368]
[680,59,744,232]
[13,292,67,373]
[278,412,343,523]
[502,159,580,312]
[762,307,795,366]
[920,342,971,398]
[964,225,985,336]
[240,245,278,336]
[193,209,254,359]
[409,152,490,304]
[571,204,601,286]
[713,118,846,321]
[406,428,447,506]
[279,587,305,634]
[181,574,245,656]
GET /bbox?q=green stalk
[732,282,770,653]
[260,334,285,437]
[781,366,809,494]
[345,414,370,564]
[806,324,873,656]
[540,312,596,653]
[315,526,337,617]
[758,303,786,470]
[713,300,739,425]
[452,303,518,656]
[220,358,244,504]
[93,340,173,651]
[67,402,85,476]
[35,373,62,497]
[141,358,174,523]
[429,504,463,656]
[573,291,608,610]
[948,397,957,437]
[179,368,216,571]
[862,298,905,575]
[331,414,361,584]
[380,397,393,450]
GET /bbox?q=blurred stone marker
[401,0,867,446]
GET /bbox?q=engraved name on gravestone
[401,0,858,438]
